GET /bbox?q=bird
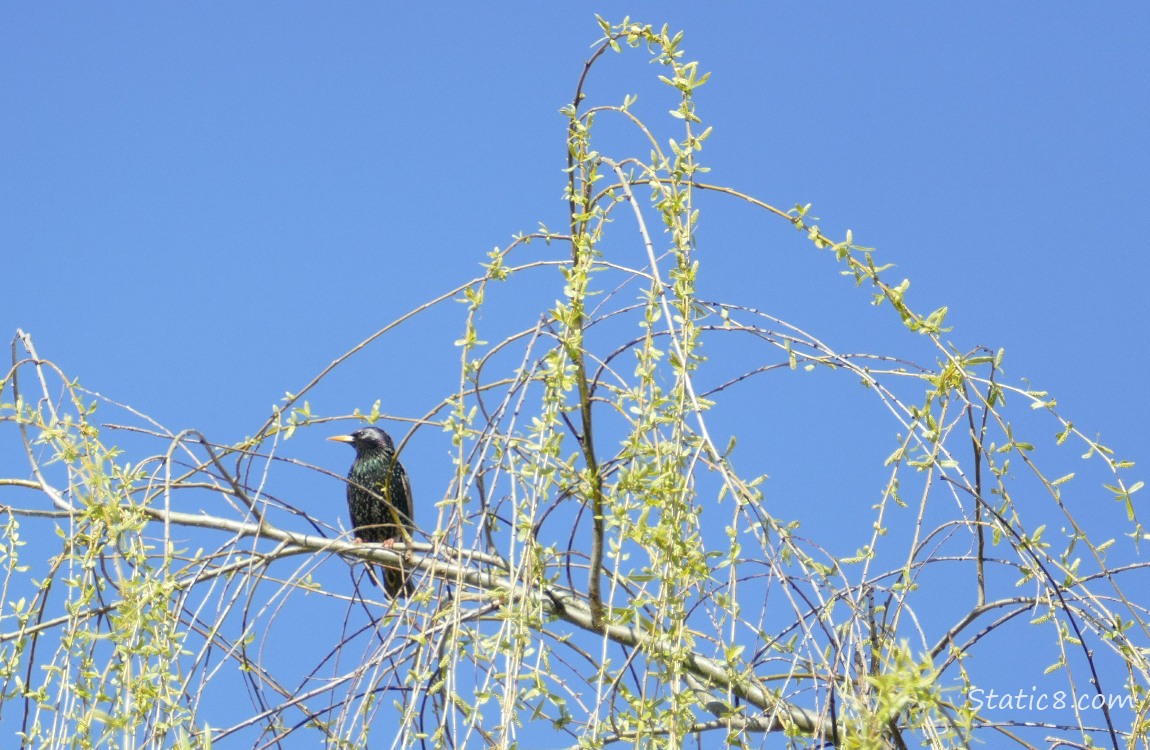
[328,426,415,598]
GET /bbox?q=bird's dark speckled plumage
[328,426,415,598]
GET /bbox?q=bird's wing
[399,463,414,528]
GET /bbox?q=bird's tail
[366,562,413,599]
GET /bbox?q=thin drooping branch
[567,50,613,631]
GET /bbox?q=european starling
[328,426,415,598]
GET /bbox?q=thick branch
[120,503,834,741]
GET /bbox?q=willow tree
[2,18,1146,750]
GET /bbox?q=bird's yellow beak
[327,435,355,444]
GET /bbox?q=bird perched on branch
[328,426,415,598]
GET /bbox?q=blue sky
[4,5,1147,446]
[3,4,1149,746]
